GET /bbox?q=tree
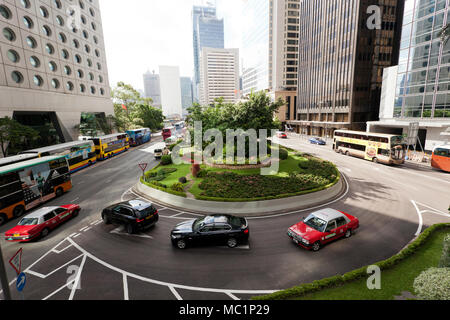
[132,104,164,132]
[0,117,39,157]
[439,23,450,46]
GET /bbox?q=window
[21,0,31,9]
[39,6,49,18]
[23,16,34,29]
[56,15,64,26]
[2,28,15,41]
[33,75,43,87]
[46,44,55,55]
[62,49,69,59]
[435,148,449,157]
[11,71,24,84]
[64,66,72,76]
[54,208,66,215]
[42,25,52,37]
[336,217,347,228]
[58,32,67,43]
[325,220,337,233]
[0,5,12,19]
[43,212,56,222]
[26,36,37,48]
[51,79,60,89]
[7,50,20,63]
[66,81,74,91]
[48,61,57,72]
[30,56,40,68]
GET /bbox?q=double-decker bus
[20,141,97,173]
[0,154,39,167]
[126,128,151,147]
[90,133,129,160]
[162,127,175,141]
[0,156,72,225]
[431,145,450,172]
[333,130,407,165]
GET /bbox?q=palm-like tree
[439,23,450,46]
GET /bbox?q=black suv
[102,200,159,234]
[170,214,249,249]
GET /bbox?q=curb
[132,173,348,217]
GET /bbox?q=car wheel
[176,239,187,249]
[345,151,350,156]
[227,238,238,248]
[55,188,64,197]
[345,229,353,238]
[102,214,111,225]
[0,213,7,226]
[372,158,379,164]
[13,205,25,218]
[312,242,321,252]
[41,228,50,238]
[126,224,134,235]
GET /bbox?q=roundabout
[3,136,449,300]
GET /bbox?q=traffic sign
[16,272,26,292]
[138,163,148,171]
[9,248,22,275]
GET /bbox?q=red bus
[431,146,450,173]
[162,127,174,141]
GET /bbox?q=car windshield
[304,214,327,232]
[18,218,39,226]
[192,216,214,231]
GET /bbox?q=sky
[99,0,245,92]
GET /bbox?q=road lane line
[226,292,240,300]
[411,200,424,236]
[123,274,129,301]
[79,226,89,232]
[73,233,81,238]
[43,279,76,301]
[84,226,92,232]
[169,286,183,300]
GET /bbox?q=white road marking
[90,220,101,225]
[226,292,240,300]
[84,226,92,232]
[171,212,187,217]
[71,198,80,203]
[411,200,424,236]
[110,226,153,239]
[69,254,87,300]
[52,244,74,254]
[169,286,183,300]
[123,274,129,301]
[73,233,81,238]
[79,226,89,232]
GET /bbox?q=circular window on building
[62,49,69,59]
[53,0,62,9]
[7,50,20,63]
[21,0,31,9]
[64,66,72,75]
[56,15,64,26]
[75,54,82,64]
[51,78,60,89]
[33,75,43,87]
[2,28,16,41]
[87,58,93,67]
[45,43,55,54]
[30,56,40,68]
[80,84,86,93]
[98,75,103,83]
[73,39,80,48]
[39,6,49,18]
[48,61,57,72]
[11,71,24,84]
[23,16,34,29]
[100,88,105,95]
[58,32,67,43]
[90,86,96,94]
[0,5,12,19]
[66,81,74,91]
[42,25,52,37]
[26,36,37,48]
[88,72,94,81]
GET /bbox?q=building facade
[199,47,240,106]
[143,70,161,108]
[286,0,404,137]
[0,0,113,145]
[180,76,193,117]
[159,65,182,118]
[192,4,224,102]
[368,0,450,151]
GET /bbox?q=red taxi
[5,205,81,242]
[288,208,359,252]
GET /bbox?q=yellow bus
[0,156,72,225]
[333,130,406,165]
[20,141,97,173]
[90,133,130,161]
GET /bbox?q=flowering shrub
[171,183,184,192]
[439,234,450,268]
[413,267,450,300]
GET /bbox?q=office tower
[0,0,113,144]
[143,70,161,108]
[288,0,404,137]
[199,47,240,106]
[192,4,224,102]
[368,0,450,151]
[180,76,193,117]
[159,65,182,118]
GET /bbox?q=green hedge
[252,223,450,300]
[140,176,187,198]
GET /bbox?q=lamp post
[0,243,12,300]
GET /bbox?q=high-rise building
[199,47,240,106]
[287,0,404,137]
[368,0,450,151]
[0,0,113,145]
[180,76,193,117]
[192,4,224,102]
[143,70,161,108]
[159,65,182,118]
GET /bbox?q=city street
[1,135,449,301]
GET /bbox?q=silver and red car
[5,205,80,242]
[288,208,359,252]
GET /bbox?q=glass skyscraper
[192,5,224,101]
[394,0,449,119]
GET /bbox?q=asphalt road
[1,134,449,300]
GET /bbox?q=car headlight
[302,239,309,245]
